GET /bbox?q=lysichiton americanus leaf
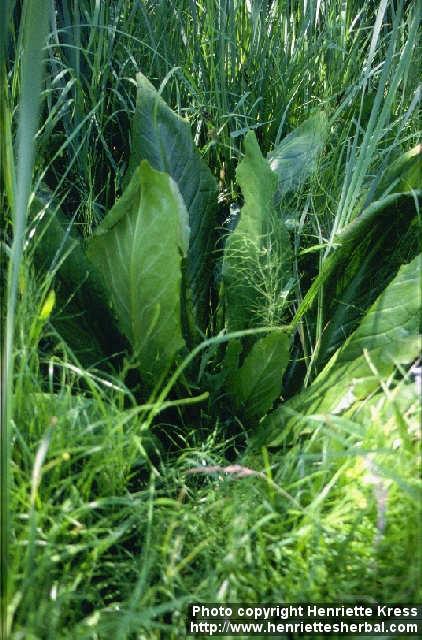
[257,254,421,447]
[127,72,217,332]
[294,189,421,370]
[87,160,190,385]
[30,191,126,367]
[227,329,290,421]
[222,131,292,330]
[268,111,328,201]
[375,144,422,196]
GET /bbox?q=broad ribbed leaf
[268,111,328,200]
[257,255,421,447]
[222,131,292,330]
[376,144,422,196]
[294,189,421,370]
[323,188,421,364]
[127,72,217,332]
[227,330,290,420]
[295,149,421,366]
[87,160,189,384]
[29,191,125,367]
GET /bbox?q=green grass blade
[1,1,49,632]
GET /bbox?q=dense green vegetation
[1,1,421,638]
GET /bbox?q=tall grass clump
[1,1,50,635]
[2,0,421,638]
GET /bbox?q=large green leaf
[319,192,420,366]
[222,131,292,330]
[257,254,421,447]
[268,111,328,201]
[375,144,422,196]
[87,161,189,385]
[29,190,126,367]
[295,148,421,373]
[294,187,421,373]
[227,329,290,421]
[127,72,217,332]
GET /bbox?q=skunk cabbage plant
[30,72,421,431]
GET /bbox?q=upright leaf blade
[257,254,421,447]
[294,189,421,369]
[128,73,217,331]
[318,188,421,368]
[375,144,422,197]
[87,161,189,384]
[30,192,126,367]
[268,111,328,200]
[227,329,290,421]
[222,131,292,330]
